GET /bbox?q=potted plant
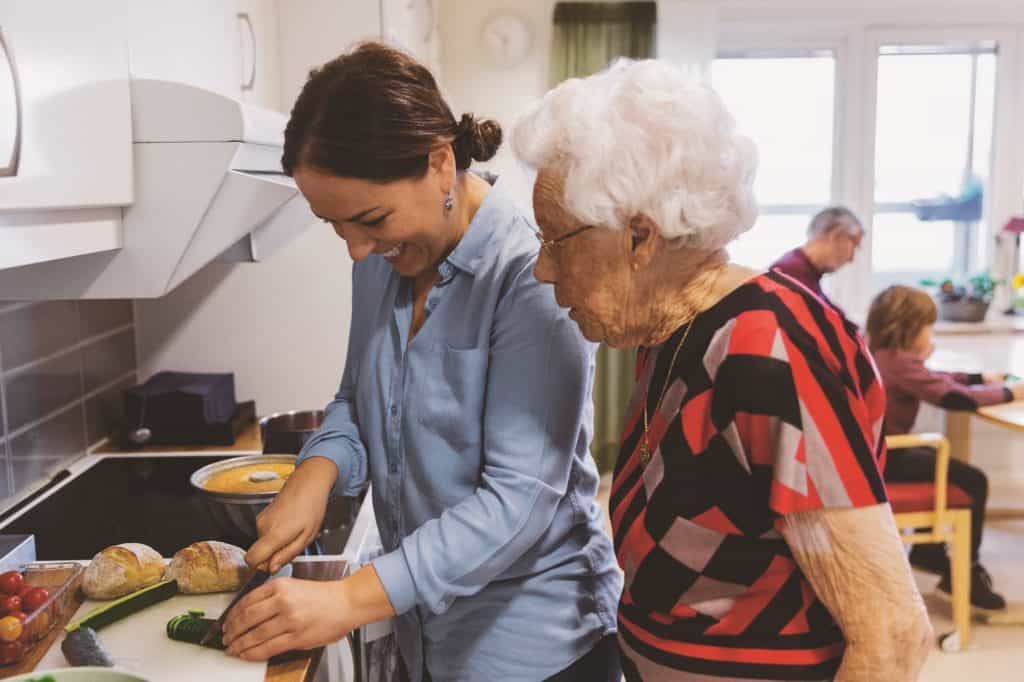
[920,271,999,322]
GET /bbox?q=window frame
[716,18,1024,318]
[862,27,1021,299]
[713,31,851,290]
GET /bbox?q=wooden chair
[885,433,972,652]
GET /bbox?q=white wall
[437,0,558,209]
[277,0,382,109]
[135,0,381,416]
[438,0,719,210]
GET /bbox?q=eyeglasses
[532,224,596,256]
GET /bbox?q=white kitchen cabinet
[236,0,284,111]
[0,0,253,272]
[277,0,382,109]
[381,0,441,74]
[1,1,245,217]
[0,29,21,179]
[0,10,133,213]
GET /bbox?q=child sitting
[867,285,1023,612]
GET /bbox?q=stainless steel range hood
[0,79,314,299]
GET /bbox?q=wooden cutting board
[36,592,268,682]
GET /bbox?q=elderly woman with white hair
[514,59,933,681]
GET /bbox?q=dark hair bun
[453,114,503,168]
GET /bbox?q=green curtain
[550,2,656,85]
[549,2,656,473]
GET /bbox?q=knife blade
[200,568,272,647]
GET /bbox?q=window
[870,43,998,287]
[712,50,837,269]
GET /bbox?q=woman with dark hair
[220,42,622,682]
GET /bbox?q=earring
[443,194,454,212]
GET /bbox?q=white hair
[513,58,758,250]
[807,206,863,239]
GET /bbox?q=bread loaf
[164,541,250,594]
[82,543,165,600]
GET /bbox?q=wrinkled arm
[779,504,932,682]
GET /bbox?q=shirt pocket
[416,344,489,452]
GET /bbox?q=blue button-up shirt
[297,178,622,682]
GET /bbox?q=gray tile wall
[0,301,137,507]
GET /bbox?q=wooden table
[943,404,1024,626]
[0,556,344,680]
[946,404,1024,519]
[948,399,1024,465]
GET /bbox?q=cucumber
[66,579,178,632]
[61,626,114,667]
[166,610,226,649]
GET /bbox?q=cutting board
[36,592,267,682]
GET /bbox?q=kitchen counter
[0,421,374,682]
[93,419,264,454]
[0,557,336,681]
[0,448,368,681]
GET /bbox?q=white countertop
[934,314,1024,335]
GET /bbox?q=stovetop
[0,456,247,560]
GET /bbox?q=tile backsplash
[0,301,137,507]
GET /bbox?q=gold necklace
[640,320,694,466]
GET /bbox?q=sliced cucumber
[66,579,178,632]
[166,610,225,649]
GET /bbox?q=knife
[200,568,272,647]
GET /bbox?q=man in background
[771,206,864,305]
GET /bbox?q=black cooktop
[0,456,247,560]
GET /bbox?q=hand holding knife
[200,563,273,647]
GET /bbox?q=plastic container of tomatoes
[0,563,85,666]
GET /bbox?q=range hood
[0,79,314,299]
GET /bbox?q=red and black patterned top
[612,271,888,681]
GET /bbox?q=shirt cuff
[371,548,419,616]
[295,435,365,497]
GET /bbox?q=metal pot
[190,453,360,554]
[190,454,295,543]
[259,410,324,455]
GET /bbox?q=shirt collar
[443,174,516,277]
[795,248,824,279]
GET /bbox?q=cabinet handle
[237,12,256,92]
[0,28,22,177]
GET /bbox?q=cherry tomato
[0,640,24,664]
[0,572,22,597]
[21,588,48,613]
[15,584,31,600]
[0,615,22,642]
[6,611,25,624]
[0,596,20,616]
